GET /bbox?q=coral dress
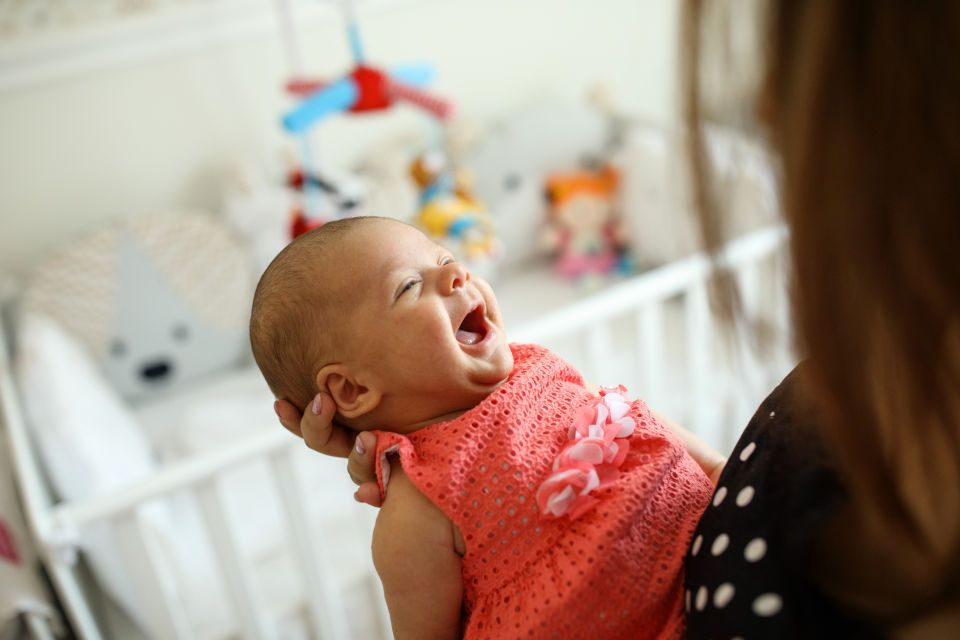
[374,344,713,640]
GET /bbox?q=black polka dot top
[684,365,882,639]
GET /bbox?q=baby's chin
[473,371,511,393]
[476,344,514,388]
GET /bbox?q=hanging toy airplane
[281,9,455,134]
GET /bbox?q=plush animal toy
[409,150,502,277]
[21,211,254,401]
[542,166,631,280]
[460,101,608,272]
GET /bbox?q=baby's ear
[317,364,382,418]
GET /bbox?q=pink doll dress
[374,343,713,639]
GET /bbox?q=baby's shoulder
[378,463,430,520]
[374,463,454,553]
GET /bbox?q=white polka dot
[713,486,728,507]
[711,533,730,556]
[736,486,755,507]
[768,410,776,418]
[691,534,703,556]
[744,537,767,562]
[752,593,783,616]
[739,441,756,462]
[685,590,691,612]
[713,583,735,608]
[695,586,708,611]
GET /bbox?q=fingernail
[273,401,281,418]
[353,490,362,503]
[311,394,322,415]
[355,437,366,455]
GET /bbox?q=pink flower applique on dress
[536,386,637,519]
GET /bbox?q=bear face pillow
[21,211,254,403]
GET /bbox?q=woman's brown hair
[683,0,960,630]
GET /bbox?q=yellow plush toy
[410,151,502,265]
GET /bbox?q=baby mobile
[276,0,503,277]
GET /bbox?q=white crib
[1,224,794,640]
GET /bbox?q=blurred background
[0,1,793,639]
[0,0,679,277]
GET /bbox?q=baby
[250,216,714,639]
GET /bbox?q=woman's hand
[275,392,382,507]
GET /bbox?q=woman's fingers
[344,430,381,506]
[354,482,383,508]
[275,399,305,437]
[302,392,355,457]
[348,431,379,487]
[274,394,381,506]
[275,393,356,458]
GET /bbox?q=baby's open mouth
[456,305,488,346]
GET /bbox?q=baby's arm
[651,410,727,485]
[372,461,464,640]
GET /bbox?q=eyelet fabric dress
[374,343,713,639]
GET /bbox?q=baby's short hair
[250,216,379,410]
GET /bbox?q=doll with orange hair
[542,166,631,279]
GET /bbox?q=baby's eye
[398,278,420,298]
[440,256,456,266]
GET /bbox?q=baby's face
[333,219,513,428]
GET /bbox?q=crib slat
[45,561,105,640]
[773,249,792,359]
[585,323,613,385]
[115,513,192,640]
[196,480,270,640]
[685,283,715,445]
[23,610,57,640]
[269,451,353,640]
[738,260,761,318]
[637,304,665,409]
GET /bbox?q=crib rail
[52,429,290,528]
[510,225,787,343]
[49,429,364,640]
[1,312,383,640]
[53,432,368,640]
[2,224,791,640]
[0,293,106,638]
[510,224,792,450]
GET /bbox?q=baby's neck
[355,378,510,434]
[362,391,494,434]
[372,407,471,435]
[407,409,469,430]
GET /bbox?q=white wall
[0,0,680,280]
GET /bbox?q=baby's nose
[444,262,470,293]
